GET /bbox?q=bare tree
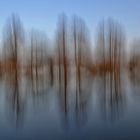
[96,19,125,120]
[56,14,68,121]
[3,14,25,126]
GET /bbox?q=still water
[0,71,140,140]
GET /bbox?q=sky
[0,0,140,43]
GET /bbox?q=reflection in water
[3,65,140,140]
[3,66,125,128]
[96,74,124,122]
[4,74,24,127]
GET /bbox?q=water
[0,71,140,140]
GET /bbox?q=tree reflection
[96,19,125,121]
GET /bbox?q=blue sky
[0,0,140,42]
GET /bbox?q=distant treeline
[0,14,138,78]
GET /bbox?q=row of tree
[0,14,138,82]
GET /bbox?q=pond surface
[0,71,140,140]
